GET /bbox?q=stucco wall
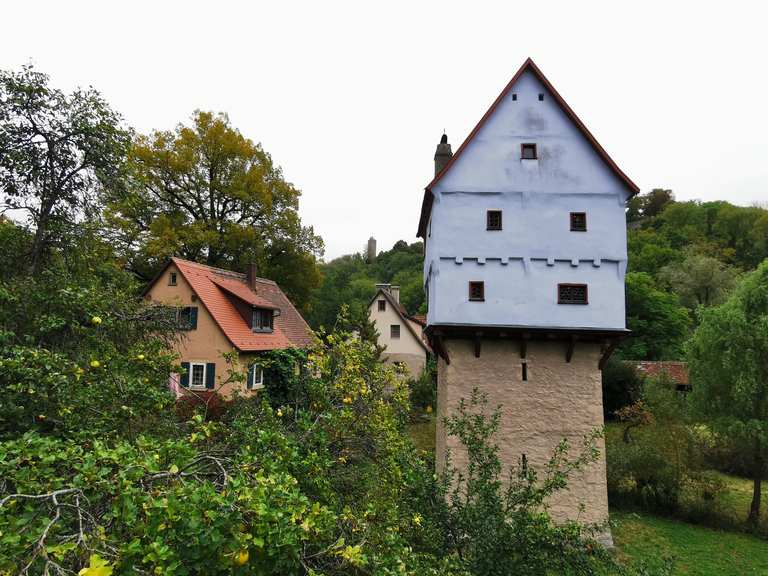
[435,339,610,537]
[368,295,427,377]
[424,68,629,331]
[431,258,625,329]
[146,263,258,398]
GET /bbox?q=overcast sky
[2,1,767,259]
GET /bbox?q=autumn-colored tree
[104,111,323,309]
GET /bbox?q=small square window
[169,272,177,286]
[178,306,198,330]
[486,210,502,231]
[558,284,588,305]
[521,143,537,160]
[570,212,587,232]
[469,281,485,302]
[538,93,544,101]
[391,324,400,339]
[378,300,386,312]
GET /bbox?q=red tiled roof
[417,57,639,238]
[410,314,427,327]
[625,361,689,386]
[166,258,314,352]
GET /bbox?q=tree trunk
[748,446,763,526]
[748,475,762,526]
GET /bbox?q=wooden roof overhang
[426,324,629,369]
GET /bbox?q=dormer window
[486,210,502,231]
[252,308,274,333]
[521,143,537,160]
[169,272,177,286]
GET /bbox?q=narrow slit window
[486,210,502,231]
[521,143,537,160]
[512,93,517,101]
[390,324,400,339]
[378,300,386,312]
[469,281,485,302]
[522,362,528,381]
[538,93,544,101]
[570,212,587,231]
[558,283,588,305]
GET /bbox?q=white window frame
[251,366,264,390]
[189,362,207,390]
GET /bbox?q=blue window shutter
[190,307,198,330]
[247,364,254,389]
[205,363,216,389]
[180,362,190,388]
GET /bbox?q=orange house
[145,258,314,397]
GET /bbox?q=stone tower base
[435,338,611,544]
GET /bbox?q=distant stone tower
[418,58,638,544]
[367,237,377,262]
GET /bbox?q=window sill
[252,329,274,334]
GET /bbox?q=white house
[419,58,638,543]
[368,284,430,378]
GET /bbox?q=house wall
[368,296,427,377]
[146,263,258,398]
[435,339,610,542]
[424,68,629,331]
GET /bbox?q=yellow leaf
[78,554,113,576]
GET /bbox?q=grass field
[612,509,768,575]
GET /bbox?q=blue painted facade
[422,65,633,331]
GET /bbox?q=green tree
[659,247,740,311]
[104,110,323,308]
[0,65,129,274]
[619,272,691,360]
[689,260,768,525]
[626,188,674,223]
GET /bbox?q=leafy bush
[423,389,626,576]
[602,357,642,420]
[607,376,699,511]
[409,356,437,412]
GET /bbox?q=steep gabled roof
[150,258,314,351]
[417,57,639,237]
[369,288,430,353]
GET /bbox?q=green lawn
[408,415,436,453]
[612,509,768,576]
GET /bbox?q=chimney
[246,262,258,290]
[434,133,453,177]
[367,237,377,262]
[389,285,400,303]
